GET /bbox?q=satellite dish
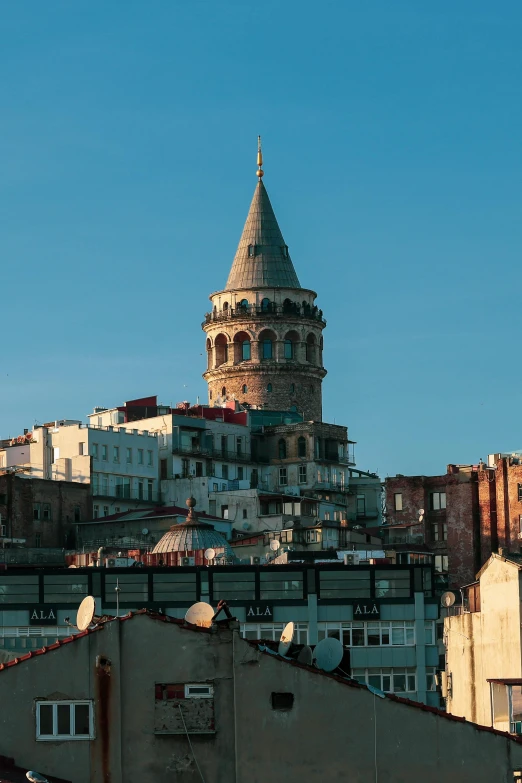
[185,602,214,628]
[418,508,425,516]
[270,539,281,551]
[141,528,149,535]
[26,773,49,783]
[278,622,295,656]
[313,637,344,672]
[441,591,456,608]
[76,596,96,631]
[297,645,313,665]
[204,548,216,561]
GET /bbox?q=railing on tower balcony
[204,302,326,325]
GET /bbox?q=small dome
[152,499,233,556]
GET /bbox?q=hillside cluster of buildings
[1,150,522,782]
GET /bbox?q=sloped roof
[225,180,301,290]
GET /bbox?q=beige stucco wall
[446,557,522,727]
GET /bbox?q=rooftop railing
[204,303,326,325]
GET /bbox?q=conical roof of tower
[225,179,301,290]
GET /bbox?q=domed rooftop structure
[152,497,234,556]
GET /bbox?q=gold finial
[256,135,264,178]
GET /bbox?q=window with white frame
[101,444,107,461]
[426,667,437,691]
[317,621,416,647]
[36,700,93,740]
[279,467,287,486]
[240,623,309,644]
[429,491,446,511]
[147,450,154,466]
[126,447,132,464]
[91,443,99,459]
[113,446,120,463]
[394,493,403,511]
[351,668,417,694]
[298,465,307,484]
[424,621,435,645]
[138,448,144,465]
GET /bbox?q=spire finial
[256,135,264,179]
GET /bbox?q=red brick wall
[0,475,92,548]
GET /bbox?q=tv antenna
[185,602,214,628]
[441,591,456,608]
[297,645,313,665]
[313,637,344,672]
[204,548,216,563]
[76,596,96,631]
[278,622,294,656]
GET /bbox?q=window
[126,448,132,464]
[35,533,41,548]
[351,668,416,694]
[248,244,255,257]
[430,492,446,510]
[297,436,306,458]
[213,570,254,600]
[185,684,214,699]
[284,340,294,359]
[160,459,168,480]
[221,505,229,519]
[147,450,154,467]
[261,297,270,312]
[318,621,415,647]
[91,443,99,459]
[262,340,273,359]
[271,692,294,711]
[240,623,308,644]
[432,523,439,542]
[113,446,119,463]
[356,495,366,517]
[426,666,438,691]
[279,467,287,486]
[103,506,109,517]
[298,465,307,484]
[222,464,229,480]
[236,437,242,456]
[36,701,93,740]
[242,341,251,361]
[138,449,144,465]
[394,493,403,511]
[278,439,287,459]
[138,482,144,500]
[93,505,99,519]
[442,522,448,541]
[375,570,411,598]
[147,480,153,501]
[101,444,107,461]
[242,384,248,394]
[79,442,86,455]
[33,503,41,520]
[181,458,190,478]
[435,555,449,573]
[260,571,303,600]
[424,621,435,645]
[237,466,244,480]
[50,447,59,464]
[239,298,249,310]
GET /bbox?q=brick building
[0,473,92,548]
[384,466,482,590]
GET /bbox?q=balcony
[384,532,425,546]
[203,303,326,326]
[173,444,268,464]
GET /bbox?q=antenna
[270,539,281,552]
[76,596,96,631]
[278,622,295,656]
[297,645,313,665]
[441,591,456,608]
[26,773,49,783]
[204,548,216,562]
[185,602,214,628]
[313,637,344,672]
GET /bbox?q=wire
[178,705,206,783]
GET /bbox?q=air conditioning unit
[181,556,195,566]
[250,556,261,565]
[344,554,356,565]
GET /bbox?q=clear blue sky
[1,1,521,478]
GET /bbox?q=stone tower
[202,141,326,421]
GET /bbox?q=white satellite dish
[441,591,456,608]
[278,622,295,656]
[418,508,425,516]
[26,773,49,783]
[204,548,216,561]
[141,528,149,535]
[297,645,313,665]
[270,539,281,551]
[185,602,214,628]
[76,596,96,631]
[313,637,344,672]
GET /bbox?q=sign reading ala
[352,602,380,618]
[29,606,58,626]
[245,605,273,622]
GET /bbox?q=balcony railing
[173,444,268,463]
[383,533,425,545]
[204,303,326,325]
[93,490,162,504]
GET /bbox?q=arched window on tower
[259,329,276,361]
[242,384,248,394]
[239,299,249,312]
[206,338,212,370]
[221,387,226,398]
[305,333,317,363]
[261,298,271,312]
[284,340,293,359]
[267,383,273,393]
[298,436,307,458]
[284,330,299,361]
[234,331,251,363]
[223,301,229,311]
[278,439,287,459]
[215,334,229,367]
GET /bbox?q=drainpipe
[97,546,104,567]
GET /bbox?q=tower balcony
[203,303,326,327]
